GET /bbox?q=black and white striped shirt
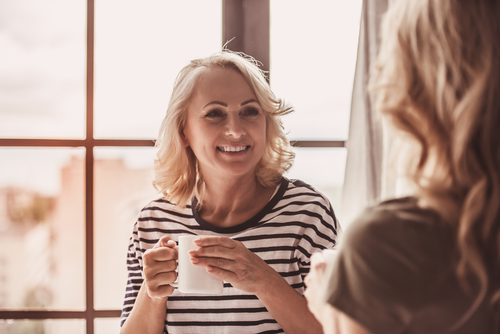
[121,178,340,334]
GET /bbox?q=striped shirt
[121,178,340,334]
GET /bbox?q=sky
[0,0,362,196]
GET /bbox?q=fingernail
[193,238,202,245]
[190,257,199,264]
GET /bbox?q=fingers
[189,245,235,261]
[190,254,235,272]
[311,251,327,266]
[144,257,177,276]
[304,253,328,292]
[147,284,175,299]
[144,259,178,299]
[146,270,177,285]
[193,236,237,249]
[309,252,328,276]
[144,246,178,263]
[143,236,179,298]
[204,264,239,282]
[154,235,176,249]
[190,237,241,262]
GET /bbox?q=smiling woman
[119,51,340,334]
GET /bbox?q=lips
[216,145,250,152]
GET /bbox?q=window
[0,1,361,333]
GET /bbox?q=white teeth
[218,146,248,152]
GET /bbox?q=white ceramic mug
[171,235,224,294]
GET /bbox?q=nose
[224,114,245,138]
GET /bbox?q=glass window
[0,0,86,139]
[94,0,222,139]
[270,0,362,140]
[95,317,121,334]
[0,2,358,332]
[94,147,158,310]
[0,319,85,334]
[0,148,85,310]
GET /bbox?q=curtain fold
[340,0,389,228]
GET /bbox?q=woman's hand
[304,252,373,334]
[304,252,329,322]
[188,236,281,295]
[143,236,178,299]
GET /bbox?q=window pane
[94,0,222,139]
[0,148,85,310]
[94,148,158,309]
[0,0,86,139]
[270,0,362,140]
[285,148,346,213]
[95,318,121,334]
[0,319,85,334]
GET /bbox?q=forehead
[191,67,258,105]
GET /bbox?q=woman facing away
[119,50,340,334]
[305,0,500,333]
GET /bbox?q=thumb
[154,235,175,249]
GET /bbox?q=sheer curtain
[340,0,393,228]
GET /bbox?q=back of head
[370,0,500,321]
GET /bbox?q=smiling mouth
[217,146,250,153]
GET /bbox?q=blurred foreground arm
[305,252,372,334]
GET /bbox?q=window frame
[0,1,345,333]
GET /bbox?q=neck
[197,174,275,228]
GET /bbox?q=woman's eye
[204,109,225,118]
[242,107,260,117]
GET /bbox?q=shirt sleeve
[321,204,446,334]
[120,222,144,327]
[296,192,341,284]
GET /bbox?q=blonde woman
[305,0,500,333]
[120,51,340,334]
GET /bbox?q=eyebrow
[203,99,258,109]
[241,99,258,106]
[203,101,228,108]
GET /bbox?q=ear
[180,129,189,147]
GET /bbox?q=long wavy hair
[153,51,295,208]
[370,0,500,324]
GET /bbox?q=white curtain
[340,0,393,228]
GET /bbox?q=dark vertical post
[222,0,244,52]
[222,0,270,77]
[86,0,95,333]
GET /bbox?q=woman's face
[182,67,267,182]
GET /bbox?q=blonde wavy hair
[153,51,295,208]
[370,0,500,324]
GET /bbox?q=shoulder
[282,178,335,212]
[338,196,454,292]
[325,197,455,332]
[278,178,340,234]
[140,196,192,215]
[346,197,447,249]
[135,196,193,229]
[284,178,333,206]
